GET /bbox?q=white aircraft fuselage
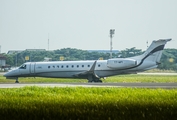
[4,39,171,83]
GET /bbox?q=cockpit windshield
[19,64,26,69]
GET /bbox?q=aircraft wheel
[15,78,19,83]
[96,79,102,83]
[15,81,19,83]
[88,80,94,83]
[98,80,102,83]
[93,79,102,83]
[88,78,102,83]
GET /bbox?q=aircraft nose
[3,72,10,77]
[3,70,18,77]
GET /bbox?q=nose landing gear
[15,77,19,83]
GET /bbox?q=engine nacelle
[107,58,137,69]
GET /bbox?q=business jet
[4,39,171,83]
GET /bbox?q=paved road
[0,72,5,75]
[0,83,177,89]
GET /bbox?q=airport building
[0,54,10,71]
[0,55,6,67]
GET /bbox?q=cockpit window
[19,64,26,69]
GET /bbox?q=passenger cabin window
[82,65,84,67]
[115,61,123,63]
[57,65,59,68]
[77,65,79,68]
[98,64,101,67]
[66,65,69,68]
[61,65,64,68]
[19,64,26,69]
[88,65,90,67]
[72,65,74,68]
[48,66,50,68]
[119,61,123,63]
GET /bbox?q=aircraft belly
[36,71,81,78]
[95,70,123,77]
[96,69,136,77]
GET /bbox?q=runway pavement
[0,83,177,89]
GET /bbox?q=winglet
[88,60,100,78]
[72,60,100,78]
[89,60,97,73]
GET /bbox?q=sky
[0,0,177,53]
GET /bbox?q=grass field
[0,87,177,120]
[0,74,177,119]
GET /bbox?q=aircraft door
[30,63,36,74]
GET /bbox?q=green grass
[0,87,177,120]
[1,74,177,83]
[1,74,177,119]
[145,69,177,73]
[104,74,177,83]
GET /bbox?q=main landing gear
[15,77,19,83]
[87,75,102,83]
[89,79,102,83]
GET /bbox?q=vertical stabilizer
[141,39,171,63]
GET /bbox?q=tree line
[2,48,177,71]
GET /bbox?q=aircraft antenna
[147,41,148,48]
[0,45,1,53]
[109,29,115,58]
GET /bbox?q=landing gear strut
[15,77,19,83]
[87,75,102,83]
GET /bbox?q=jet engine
[107,58,137,69]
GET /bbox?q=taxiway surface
[0,83,177,89]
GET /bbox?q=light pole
[110,29,115,59]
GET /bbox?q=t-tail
[142,39,171,62]
[132,38,171,71]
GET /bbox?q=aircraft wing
[73,61,100,78]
